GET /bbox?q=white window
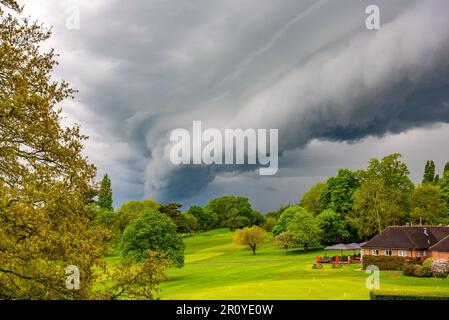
[423,251,427,257]
[398,250,407,257]
[385,250,393,256]
[372,249,379,256]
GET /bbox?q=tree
[116,199,160,234]
[287,209,321,252]
[316,209,350,245]
[204,196,261,229]
[234,226,267,255]
[357,153,414,225]
[411,184,448,225]
[98,174,113,210]
[351,178,401,239]
[422,160,436,184]
[120,210,185,267]
[440,171,449,206]
[275,231,296,254]
[95,251,170,300]
[272,205,305,236]
[300,182,326,215]
[444,162,449,176]
[320,169,360,214]
[0,1,108,299]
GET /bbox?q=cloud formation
[24,0,449,210]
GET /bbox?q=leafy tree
[411,184,448,225]
[0,1,108,299]
[98,174,113,210]
[422,160,436,184]
[444,162,449,176]
[95,251,170,300]
[300,182,326,215]
[117,199,160,234]
[204,196,260,229]
[361,153,414,194]
[120,210,185,267]
[272,205,305,236]
[351,178,401,239]
[287,209,321,252]
[440,171,449,206]
[320,169,360,214]
[357,153,414,225]
[316,209,350,245]
[234,226,267,255]
[274,231,296,254]
[175,213,198,234]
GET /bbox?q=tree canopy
[120,210,185,267]
[0,1,108,299]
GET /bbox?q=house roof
[429,235,449,252]
[361,226,449,250]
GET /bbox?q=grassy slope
[156,229,449,300]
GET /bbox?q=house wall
[361,248,424,258]
[431,251,449,260]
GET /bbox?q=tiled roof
[361,226,449,250]
[429,235,449,252]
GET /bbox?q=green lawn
[153,229,449,300]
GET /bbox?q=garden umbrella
[324,243,352,257]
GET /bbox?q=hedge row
[370,290,449,300]
[362,256,422,270]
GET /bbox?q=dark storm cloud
[25,0,449,209]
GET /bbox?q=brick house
[360,226,449,260]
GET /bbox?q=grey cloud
[23,0,449,210]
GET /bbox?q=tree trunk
[249,244,256,255]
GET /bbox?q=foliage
[300,182,326,215]
[320,169,360,214]
[274,231,296,254]
[440,171,449,206]
[352,178,401,239]
[272,205,303,236]
[98,174,113,210]
[115,199,160,235]
[362,256,421,271]
[422,258,433,277]
[234,226,267,255]
[370,290,449,300]
[411,184,448,225]
[431,259,449,279]
[422,160,436,184]
[0,2,109,299]
[95,251,170,300]
[188,205,217,231]
[204,196,262,229]
[120,210,185,267]
[316,209,350,245]
[287,207,321,252]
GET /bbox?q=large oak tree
[0,0,108,299]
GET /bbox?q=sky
[22,0,449,212]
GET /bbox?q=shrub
[413,265,423,277]
[421,258,433,277]
[363,256,421,271]
[370,290,449,300]
[402,262,416,276]
[431,259,449,279]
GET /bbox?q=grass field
[149,229,449,300]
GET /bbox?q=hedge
[362,255,421,270]
[370,290,449,300]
